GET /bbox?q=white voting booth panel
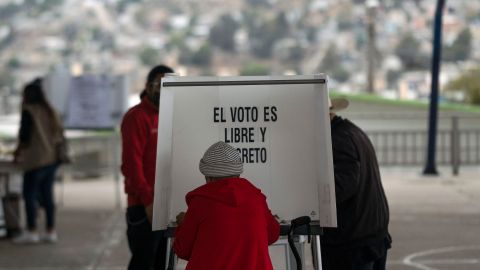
[153,75,336,231]
[42,71,128,208]
[43,72,128,129]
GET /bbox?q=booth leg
[165,237,177,270]
[284,239,292,270]
[165,237,172,270]
[312,235,323,270]
[111,134,122,209]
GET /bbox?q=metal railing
[0,132,120,179]
[367,124,480,169]
[2,118,479,174]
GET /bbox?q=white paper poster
[44,72,129,129]
[65,75,111,128]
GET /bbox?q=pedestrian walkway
[0,167,479,269]
[382,167,480,270]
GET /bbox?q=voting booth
[43,71,129,129]
[153,75,336,269]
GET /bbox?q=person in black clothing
[321,98,392,270]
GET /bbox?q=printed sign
[153,75,336,230]
[43,72,128,129]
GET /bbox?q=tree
[446,68,480,105]
[249,13,289,58]
[178,43,212,67]
[246,0,270,7]
[24,0,63,12]
[443,28,472,62]
[209,14,239,52]
[288,45,305,63]
[7,57,20,69]
[240,63,270,76]
[319,45,350,83]
[0,70,15,91]
[117,0,141,12]
[39,0,63,11]
[395,32,430,70]
[64,23,79,43]
[138,47,160,66]
[337,7,354,31]
[386,69,402,88]
[320,45,339,70]
[190,44,212,66]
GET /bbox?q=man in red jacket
[174,141,280,270]
[121,64,174,270]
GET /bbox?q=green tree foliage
[7,58,20,69]
[395,32,430,70]
[386,69,402,88]
[91,27,115,51]
[337,8,354,31]
[249,12,289,58]
[0,70,15,90]
[320,45,350,83]
[209,14,239,52]
[246,0,270,7]
[64,23,79,43]
[190,44,212,66]
[443,28,472,62]
[168,33,187,50]
[240,63,270,76]
[288,45,305,63]
[24,0,63,12]
[446,68,480,105]
[117,0,142,12]
[179,43,212,67]
[138,47,160,66]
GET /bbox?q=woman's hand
[176,212,186,225]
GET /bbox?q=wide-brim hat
[329,97,349,113]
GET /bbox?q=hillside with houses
[0,0,479,114]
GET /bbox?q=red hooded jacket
[121,97,158,207]
[174,177,280,270]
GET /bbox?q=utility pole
[366,0,379,93]
[423,0,446,175]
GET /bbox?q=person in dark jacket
[174,141,280,270]
[121,64,174,270]
[321,98,392,270]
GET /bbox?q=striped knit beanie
[199,141,243,177]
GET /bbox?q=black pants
[126,205,167,270]
[23,164,58,230]
[321,247,388,270]
[352,254,387,270]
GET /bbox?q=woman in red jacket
[174,141,280,270]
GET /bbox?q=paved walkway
[0,166,479,270]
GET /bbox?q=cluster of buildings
[0,0,479,115]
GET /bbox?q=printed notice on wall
[153,75,336,230]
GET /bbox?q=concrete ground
[1,166,480,270]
